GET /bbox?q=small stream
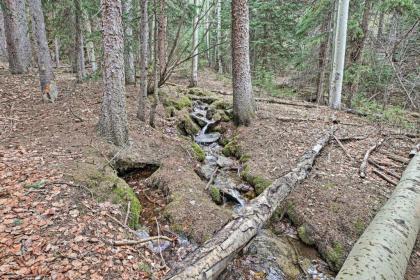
[191,101,335,280]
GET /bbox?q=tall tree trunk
[205,0,211,67]
[328,0,349,110]
[336,153,420,279]
[377,10,384,44]
[216,0,222,73]
[149,12,155,64]
[232,0,254,126]
[74,0,86,82]
[3,0,31,74]
[137,0,149,121]
[54,37,60,67]
[189,0,199,87]
[149,0,160,128]
[316,9,333,104]
[29,0,59,102]
[122,0,136,84]
[158,0,167,78]
[0,7,7,62]
[98,0,129,147]
[84,12,97,73]
[346,0,372,107]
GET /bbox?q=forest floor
[0,63,419,279]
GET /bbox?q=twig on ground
[333,135,353,161]
[372,168,398,186]
[255,97,316,108]
[338,135,369,142]
[205,167,219,190]
[367,159,400,180]
[108,235,173,246]
[155,217,167,267]
[141,190,165,207]
[384,152,410,164]
[359,138,385,178]
[124,200,131,226]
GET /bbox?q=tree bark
[149,0,160,128]
[329,0,349,110]
[166,129,334,279]
[346,0,372,107]
[98,0,129,147]
[137,0,149,121]
[122,0,136,84]
[84,12,97,73]
[0,7,7,62]
[3,0,31,74]
[316,9,333,104]
[204,0,211,67]
[231,0,254,126]
[336,153,420,279]
[216,0,222,73]
[29,0,59,102]
[54,37,60,67]
[74,0,86,82]
[158,0,167,78]
[189,0,199,87]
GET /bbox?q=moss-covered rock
[241,165,272,195]
[297,224,315,245]
[191,143,205,162]
[222,137,242,158]
[177,113,200,136]
[210,186,222,205]
[70,163,142,229]
[162,92,192,111]
[210,99,232,110]
[325,242,345,272]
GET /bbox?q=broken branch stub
[166,128,335,280]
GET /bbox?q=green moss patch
[297,224,315,245]
[177,113,200,136]
[241,165,272,195]
[222,137,242,158]
[325,242,345,272]
[210,186,222,205]
[191,143,205,162]
[71,163,142,229]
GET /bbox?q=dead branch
[384,152,410,164]
[372,168,398,186]
[338,135,369,142]
[367,159,400,180]
[359,138,385,178]
[205,167,219,190]
[255,97,316,108]
[124,200,131,226]
[333,135,353,160]
[109,236,173,246]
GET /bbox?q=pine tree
[137,0,149,121]
[98,0,129,146]
[122,0,135,84]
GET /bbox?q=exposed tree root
[166,128,334,280]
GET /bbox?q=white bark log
[336,153,420,279]
[29,0,59,102]
[329,0,349,110]
[167,129,334,279]
[190,0,199,87]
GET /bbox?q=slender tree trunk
[137,0,149,121]
[329,0,349,110]
[29,0,59,102]
[346,0,372,107]
[122,0,136,84]
[336,153,420,279]
[377,10,384,43]
[84,12,97,73]
[216,0,222,73]
[189,0,199,87]
[316,10,333,104]
[74,0,86,82]
[158,0,167,78]
[0,7,7,62]
[232,0,254,126]
[149,0,160,128]
[205,0,211,67]
[149,13,155,64]
[54,37,60,67]
[98,0,129,147]
[3,0,31,74]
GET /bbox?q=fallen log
[255,97,316,108]
[359,138,385,178]
[336,153,420,280]
[166,128,334,280]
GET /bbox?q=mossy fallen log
[336,152,420,280]
[166,128,334,280]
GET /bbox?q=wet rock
[190,111,209,127]
[216,156,235,169]
[236,183,253,193]
[198,164,216,180]
[195,132,220,144]
[136,229,171,253]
